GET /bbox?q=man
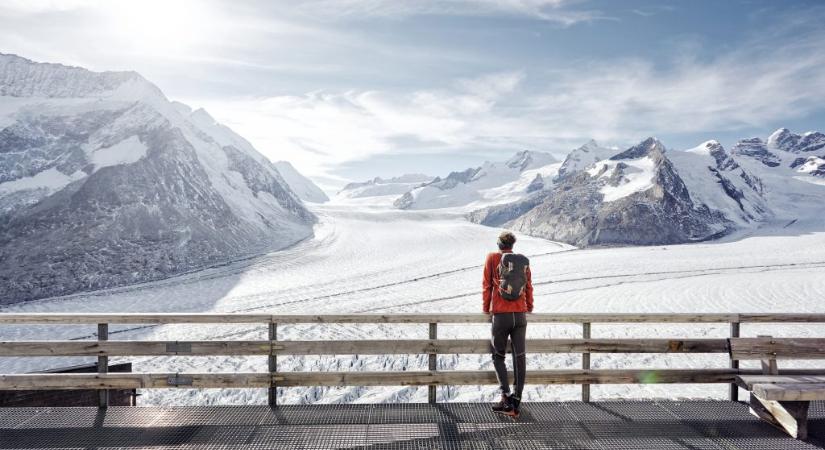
[482,231,533,418]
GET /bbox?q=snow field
[1,198,825,405]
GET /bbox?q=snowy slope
[274,161,329,203]
[668,140,768,226]
[336,174,433,199]
[471,131,825,246]
[0,54,316,303]
[733,128,825,179]
[556,139,619,179]
[2,199,824,406]
[500,138,750,245]
[394,150,559,210]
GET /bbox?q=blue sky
[2,0,824,191]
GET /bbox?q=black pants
[491,312,527,399]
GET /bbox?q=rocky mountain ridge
[468,129,824,246]
[0,54,317,304]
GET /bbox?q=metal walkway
[1,401,824,449]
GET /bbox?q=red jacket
[482,250,533,314]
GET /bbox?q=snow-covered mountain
[273,161,329,203]
[469,130,825,246]
[394,150,559,210]
[556,139,618,180]
[732,128,825,177]
[0,54,316,304]
[336,174,433,199]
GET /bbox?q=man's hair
[497,231,517,250]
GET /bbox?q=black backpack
[497,253,530,301]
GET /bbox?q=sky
[2,0,825,192]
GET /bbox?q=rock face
[471,137,775,247]
[731,138,781,167]
[508,138,745,245]
[733,128,825,175]
[0,54,316,304]
[393,150,558,210]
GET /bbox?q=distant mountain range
[336,174,433,199]
[364,129,825,246]
[468,131,824,246]
[0,54,322,303]
[394,150,559,210]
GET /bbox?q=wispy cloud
[288,0,608,26]
[194,7,825,181]
[192,71,532,178]
[4,1,825,185]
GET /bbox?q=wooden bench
[731,336,825,439]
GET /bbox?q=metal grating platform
[0,401,823,449]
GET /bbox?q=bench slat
[735,375,825,390]
[752,383,825,401]
[729,338,825,360]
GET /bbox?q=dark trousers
[491,312,527,399]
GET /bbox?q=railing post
[268,322,277,407]
[97,323,108,408]
[582,322,591,402]
[729,321,740,402]
[428,322,437,404]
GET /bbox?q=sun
[104,0,212,57]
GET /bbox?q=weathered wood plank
[0,339,730,357]
[4,369,825,391]
[739,313,825,323]
[729,338,825,360]
[0,313,825,324]
[752,383,825,401]
[0,313,273,324]
[3,312,824,325]
[0,341,273,356]
[267,314,745,324]
[271,369,746,387]
[0,373,270,390]
[735,375,825,390]
[749,394,809,439]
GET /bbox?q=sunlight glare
[105,0,212,56]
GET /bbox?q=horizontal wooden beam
[0,338,730,357]
[272,369,747,387]
[2,313,825,325]
[730,338,825,360]
[753,383,825,402]
[5,369,824,390]
[0,341,274,356]
[736,375,825,390]
[0,313,274,325]
[0,373,271,390]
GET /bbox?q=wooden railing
[1,313,825,407]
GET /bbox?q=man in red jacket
[483,231,533,418]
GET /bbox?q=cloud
[526,14,825,143]
[191,71,531,178]
[288,0,607,26]
[192,8,825,182]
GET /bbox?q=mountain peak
[0,52,161,100]
[505,150,556,171]
[687,140,723,155]
[190,107,217,125]
[610,137,664,160]
[767,127,799,152]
